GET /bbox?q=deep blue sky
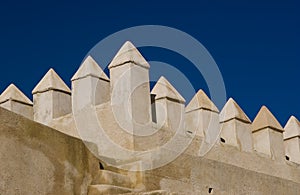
[0,0,299,126]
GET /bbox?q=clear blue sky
[0,0,299,126]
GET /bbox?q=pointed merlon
[108,41,150,69]
[284,116,300,140]
[0,84,32,105]
[32,68,71,94]
[151,76,185,104]
[252,106,283,133]
[71,55,109,81]
[219,98,251,123]
[185,90,219,113]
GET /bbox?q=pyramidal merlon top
[252,106,283,132]
[284,116,300,139]
[71,55,109,81]
[108,41,150,69]
[151,76,185,104]
[219,98,251,123]
[0,84,32,105]
[32,68,71,94]
[185,90,219,113]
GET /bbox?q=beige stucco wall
[0,107,99,195]
[144,155,300,194]
[142,136,300,194]
[1,106,300,194]
[0,108,300,194]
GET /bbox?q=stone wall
[0,107,99,195]
[0,41,300,194]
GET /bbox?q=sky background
[0,0,299,126]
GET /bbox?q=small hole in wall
[186,130,193,134]
[220,137,225,143]
[208,187,213,194]
[285,156,290,161]
[99,162,104,170]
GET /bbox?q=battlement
[0,41,299,194]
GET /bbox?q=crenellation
[0,84,33,119]
[32,68,72,125]
[71,55,110,110]
[185,90,220,153]
[1,40,299,194]
[219,98,253,152]
[252,106,285,161]
[108,41,152,135]
[283,116,300,164]
[151,76,185,133]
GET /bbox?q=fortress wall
[0,41,300,194]
[143,142,300,194]
[0,107,99,195]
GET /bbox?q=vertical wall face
[71,55,110,110]
[33,92,52,124]
[0,107,99,195]
[32,69,72,126]
[151,76,185,133]
[219,98,252,152]
[95,79,110,105]
[185,90,220,148]
[253,129,285,160]
[200,110,220,144]
[234,120,252,152]
[33,90,71,125]
[185,108,220,157]
[130,65,151,126]
[283,116,300,163]
[109,42,152,134]
[155,98,184,132]
[166,100,185,132]
[284,138,300,163]
[252,129,271,157]
[110,63,151,125]
[52,91,72,118]
[220,120,238,145]
[185,111,200,135]
[154,98,168,129]
[34,91,71,124]
[269,129,285,160]
[0,84,33,120]
[72,77,109,110]
[10,101,33,120]
[72,78,92,110]
[109,64,132,129]
[252,106,284,161]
